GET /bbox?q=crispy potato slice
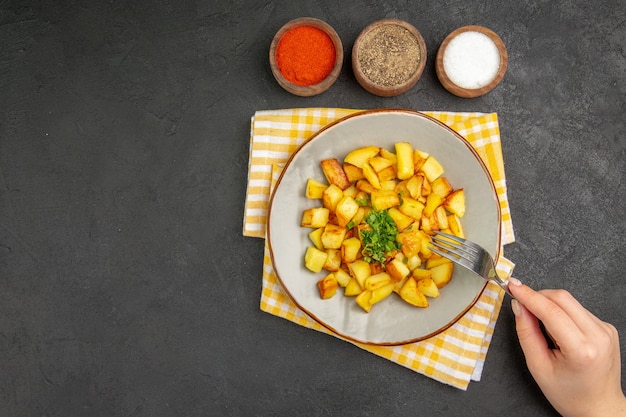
[308,227,324,250]
[396,229,422,258]
[413,150,428,171]
[406,174,423,199]
[430,262,454,288]
[355,178,377,194]
[322,184,344,211]
[364,272,392,290]
[377,166,397,182]
[304,246,328,273]
[343,163,365,183]
[335,195,360,227]
[387,258,411,282]
[399,277,429,308]
[370,282,395,305]
[379,147,397,162]
[301,207,330,228]
[369,156,394,172]
[348,260,371,289]
[306,178,328,199]
[344,278,362,296]
[344,146,379,168]
[425,254,452,269]
[362,161,382,190]
[444,189,466,217]
[341,237,362,263]
[318,274,338,299]
[434,206,449,230]
[423,192,444,217]
[355,290,372,312]
[387,207,414,232]
[412,268,432,280]
[431,177,453,198]
[371,190,400,211]
[321,158,351,190]
[323,249,342,272]
[395,142,415,180]
[321,224,347,249]
[420,156,444,182]
[334,268,352,288]
[399,196,425,220]
[447,213,465,238]
[417,277,440,298]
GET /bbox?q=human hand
[508,278,626,417]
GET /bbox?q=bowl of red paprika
[269,17,343,97]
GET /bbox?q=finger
[508,281,584,351]
[538,289,606,333]
[511,299,554,371]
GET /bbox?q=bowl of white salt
[436,25,508,98]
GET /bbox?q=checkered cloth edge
[243,108,515,390]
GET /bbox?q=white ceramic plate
[267,109,501,345]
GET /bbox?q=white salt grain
[443,31,500,89]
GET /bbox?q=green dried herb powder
[358,24,421,87]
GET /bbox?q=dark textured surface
[1,1,624,416]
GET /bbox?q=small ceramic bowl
[269,17,343,97]
[436,25,508,98]
[352,19,427,97]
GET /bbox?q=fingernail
[511,299,522,316]
[509,277,522,286]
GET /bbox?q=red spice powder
[276,25,336,86]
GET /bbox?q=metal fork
[429,231,513,297]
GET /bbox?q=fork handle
[495,276,514,298]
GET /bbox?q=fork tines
[429,231,478,269]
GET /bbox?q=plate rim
[267,108,502,345]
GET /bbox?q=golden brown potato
[444,189,466,218]
[430,262,454,288]
[399,196,425,220]
[399,277,429,308]
[323,249,342,272]
[341,237,361,263]
[420,155,444,182]
[395,142,415,180]
[370,282,395,305]
[318,274,338,299]
[417,278,440,298]
[355,290,372,312]
[335,195,359,227]
[322,184,344,212]
[305,246,328,273]
[306,178,328,199]
[334,268,352,287]
[321,224,347,249]
[431,177,453,198]
[301,207,330,228]
[423,192,444,217]
[321,158,351,190]
[362,161,382,190]
[387,207,414,232]
[343,163,365,182]
[371,190,400,211]
[348,259,371,289]
[344,278,362,296]
[447,213,465,238]
[344,146,379,168]
[387,258,411,282]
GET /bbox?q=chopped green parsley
[359,209,401,266]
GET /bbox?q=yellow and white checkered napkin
[243,108,515,390]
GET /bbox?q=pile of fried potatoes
[301,142,466,313]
